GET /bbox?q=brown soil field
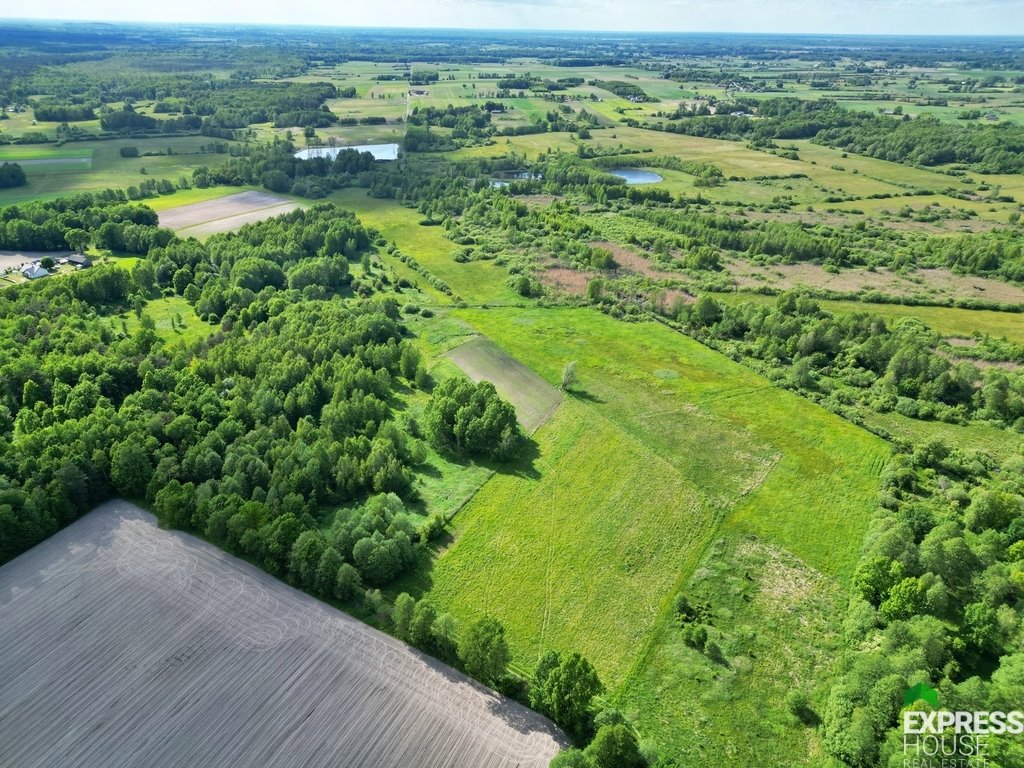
[937,349,1022,372]
[177,204,301,238]
[946,337,979,347]
[0,501,566,768]
[158,190,300,233]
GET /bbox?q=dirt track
[0,501,566,768]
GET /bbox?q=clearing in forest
[158,190,300,236]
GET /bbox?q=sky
[4,0,1023,36]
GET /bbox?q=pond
[608,168,663,184]
[293,143,400,161]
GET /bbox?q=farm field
[3,24,1024,768]
[0,501,566,768]
[415,305,887,763]
[158,190,302,236]
[0,136,243,205]
[143,185,249,211]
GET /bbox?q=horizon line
[1,17,1022,39]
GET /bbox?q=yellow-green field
[331,188,522,305]
[412,305,888,764]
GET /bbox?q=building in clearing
[20,263,49,280]
[67,254,92,268]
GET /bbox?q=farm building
[20,263,49,279]
[63,254,92,268]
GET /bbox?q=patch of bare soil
[540,267,590,295]
[937,350,1022,372]
[589,241,684,280]
[724,259,1024,303]
[946,337,979,348]
[158,191,297,230]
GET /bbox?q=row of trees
[675,292,1024,428]
[386,591,645,768]
[651,96,1024,173]
[30,79,338,135]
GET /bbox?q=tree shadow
[473,435,541,480]
[430,434,542,481]
[416,461,443,479]
[567,389,604,404]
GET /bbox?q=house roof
[21,264,49,279]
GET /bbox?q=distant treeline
[189,140,378,199]
[652,97,1024,174]
[25,80,340,138]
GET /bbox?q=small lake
[294,143,399,161]
[608,168,663,185]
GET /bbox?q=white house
[21,263,49,280]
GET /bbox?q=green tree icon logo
[904,683,939,709]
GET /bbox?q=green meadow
[409,305,887,763]
[112,294,216,347]
[331,187,522,305]
[0,136,244,205]
[3,36,1023,768]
